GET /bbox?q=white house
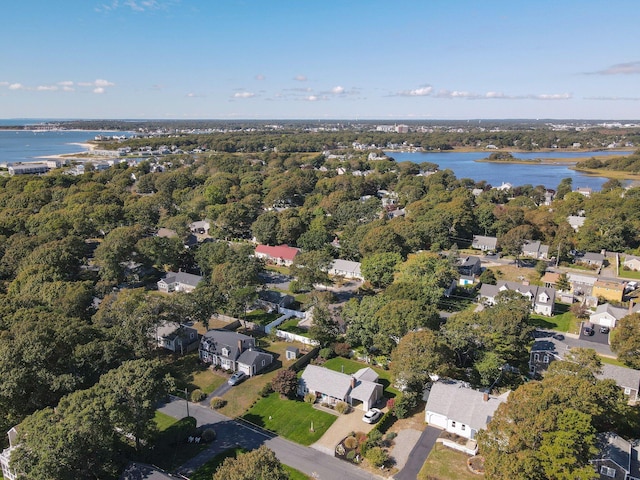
[590,303,639,329]
[298,365,383,411]
[623,255,640,272]
[328,259,363,280]
[157,271,203,293]
[425,381,509,440]
[479,281,556,316]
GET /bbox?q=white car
[362,408,383,424]
[228,371,247,386]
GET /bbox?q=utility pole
[184,388,190,418]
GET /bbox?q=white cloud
[397,85,433,97]
[233,91,255,99]
[255,74,265,81]
[331,86,345,94]
[94,79,115,87]
[93,87,106,94]
[306,95,318,101]
[531,93,571,100]
[36,85,58,91]
[589,61,640,75]
[294,75,307,82]
[9,83,24,90]
[0,81,9,87]
[58,81,74,86]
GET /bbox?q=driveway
[157,396,382,480]
[536,329,614,357]
[200,381,232,407]
[578,322,610,345]
[311,405,377,455]
[394,426,441,480]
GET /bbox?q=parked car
[600,326,610,334]
[583,327,595,336]
[362,408,383,424]
[228,371,247,386]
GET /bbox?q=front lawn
[528,303,581,333]
[322,357,401,398]
[620,269,640,280]
[418,443,481,480]
[242,392,337,445]
[166,352,227,394]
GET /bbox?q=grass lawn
[528,303,581,334]
[283,465,310,480]
[418,443,481,480]
[246,309,281,325]
[600,356,629,367]
[242,392,337,445]
[322,357,401,398]
[215,340,307,418]
[165,352,227,395]
[147,416,208,472]
[279,317,310,336]
[620,269,640,280]
[489,264,541,285]
[266,264,291,276]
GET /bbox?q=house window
[451,421,456,428]
[543,355,549,364]
[624,387,632,395]
[534,353,539,362]
[600,465,616,477]
[461,424,466,431]
[221,347,229,357]
[262,359,266,366]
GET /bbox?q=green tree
[100,358,174,452]
[556,272,570,292]
[309,305,340,347]
[290,250,332,290]
[360,252,402,288]
[556,177,573,200]
[478,268,497,285]
[610,313,640,368]
[212,445,289,480]
[271,369,298,398]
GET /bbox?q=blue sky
[1,0,639,120]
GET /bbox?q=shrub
[344,436,357,449]
[259,382,274,398]
[385,431,397,441]
[335,444,346,456]
[201,428,216,443]
[394,401,408,419]
[210,397,226,409]
[367,429,383,445]
[346,450,356,461]
[335,401,349,414]
[333,342,351,357]
[319,347,334,360]
[304,393,316,404]
[365,446,388,468]
[190,389,205,402]
[386,398,396,411]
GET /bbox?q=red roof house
[254,244,300,266]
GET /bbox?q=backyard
[242,392,337,445]
[166,352,227,395]
[418,443,482,480]
[322,356,401,398]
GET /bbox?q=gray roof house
[591,432,639,480]
[157,271,203,293]
[424,381,509,441]
[199,330,273,377]
[298,365,383,411]
[596,364,640,405]
[623,255,640,272]
[471,235,498,252]
[328,259,363,280]
[156,322,199,355]
[479,281,556,316]
[577,252,606,268]
[590,303,639,329]
[529,336,640,404]
[521,240,550,260]
[458,256,482,276]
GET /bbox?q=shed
[286,346,299,360]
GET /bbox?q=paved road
[200,381,232,407]
[393,426,441,480]
[535,329,614,357]
[158,397,382,480]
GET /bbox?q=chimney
[483,392,489,402]
[350,376,356,389]
[238,339,243,354]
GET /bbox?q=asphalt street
[158,396,382,480]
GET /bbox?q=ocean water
[0,129,127,164]
[388,150,632,191]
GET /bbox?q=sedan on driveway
[228,371,247,386]
[362,408,383,424]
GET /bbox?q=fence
[264,312,294,334]
[275,329,319,346]
[440,438,478,455]
[288,346,320,372]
